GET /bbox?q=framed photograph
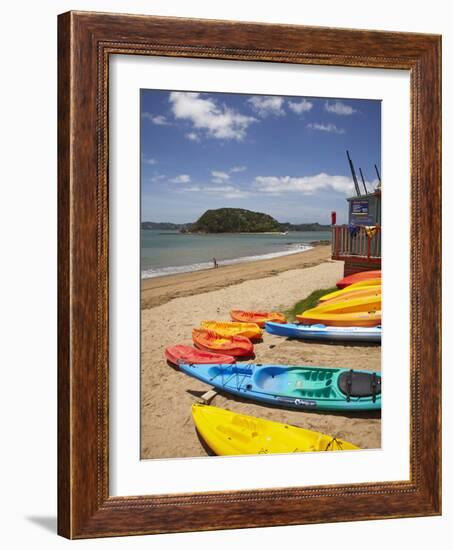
[58,11,441,538]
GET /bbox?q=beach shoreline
[140,255,381,459]
[141,244,333,309]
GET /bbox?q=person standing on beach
[213,257,218,269]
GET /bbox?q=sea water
[141,230,331,278]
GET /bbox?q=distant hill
[190,208,281,233]
[280,222,331,231]
[141,221,188,230]
[141,215,331,233]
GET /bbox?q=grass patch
[285,287,337,322]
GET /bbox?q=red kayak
[336,270,381,289]
[192,329,254,358]
[165,345,236,366]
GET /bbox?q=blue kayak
[179,363,381,411]
[265,322,381,343]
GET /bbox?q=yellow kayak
[297,309,381,327]
[192,403,360,455]
[319,285,381,303]
[342,279,381,289]
[200,320,262,341]
[307,294,381,315]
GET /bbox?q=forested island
[141,208,331,233]
[189,208,281,233]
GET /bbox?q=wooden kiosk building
[331,152,381,276]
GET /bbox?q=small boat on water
[179,363,381,411]
[192,328,254,358]
[191,403,360,456]
[200,320,262,341]
[165,345,235,366]
[265,322,381,343]
[230,309,286,327]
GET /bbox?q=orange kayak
[230,309,286,327]
[336,270,381,289]
[200,320,262,341]
[192,328,254,357]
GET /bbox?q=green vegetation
[280,222,331,231]
[190,208,281,233]
[142,221,185,230]
[285,287,337,322]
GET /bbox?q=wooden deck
[331,225,381,276]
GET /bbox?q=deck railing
[331,225,381,260]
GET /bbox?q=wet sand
[141,244,333,309]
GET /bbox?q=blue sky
[141,90,381,224]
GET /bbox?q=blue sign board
[349,198,374,225]
[351,200,369,215]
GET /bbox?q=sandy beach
[141,247,381,459]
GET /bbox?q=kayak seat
[338,371,381,398]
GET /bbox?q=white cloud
[204,185,235,193]
[324,100,357,116]
[142,112,171,125]
[169,174,191,184]
[222,189,251,199]
[185,132,200,141]
[230,166,247,173]
[169,92,256,141]
[247,95,285,117]
[179,184,251,199]
[150,174,165,182]
[306,122,345,134]
[288,99,313,114]
[142,156,158,165]
[253,173,355,195]
[211,170,230,183]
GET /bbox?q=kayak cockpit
[252,366,339,399]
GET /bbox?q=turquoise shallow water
[141,230,331,278]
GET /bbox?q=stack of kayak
[336,270,381,289]
[192,328,254,358]
[166,323,262,365]
[266,270,381,343]
[193,321,262,358]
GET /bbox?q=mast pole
[359,167,368,195]
[346,150,361,197]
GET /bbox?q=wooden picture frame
[58,11,441,539]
